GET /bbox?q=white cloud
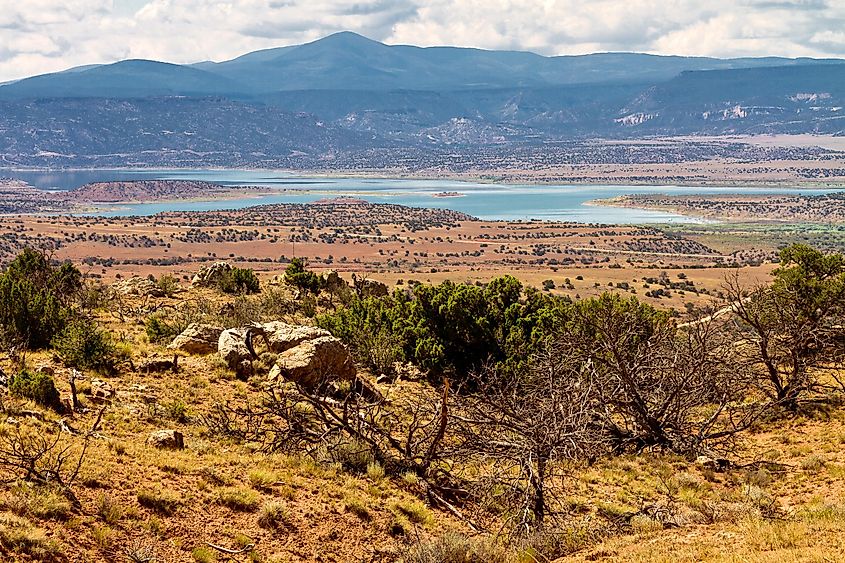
[0,0,842,81]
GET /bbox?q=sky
[0,0,844,82]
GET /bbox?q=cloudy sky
[1,0,844,82]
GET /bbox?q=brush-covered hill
[0,32,843,167]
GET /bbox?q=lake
[6,168,842,223]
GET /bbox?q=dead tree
[452,343,602,533]
[0,407,105,507]
[725,264,845,410]
[568,294,758,455]
[203,376,452,484]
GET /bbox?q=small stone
[147,429,184,450]
[89,379,115,403]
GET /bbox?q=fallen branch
[428,487,485,534]
[205,541,257,555]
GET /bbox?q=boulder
[112,277,165,298]
[168,323,223,355]
[276,336,356,388]
[191,261,233,288]
[258,321,331,354]
[147,429,184,450]
[218,328,252,369]
[88,379,115,403]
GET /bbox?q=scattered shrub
[284,257,320,294]
[145,314,181,344]
[52,317,118,373]
[0,249,82,349]
[9,370,62,411]
[218,267,260,294]
[319,275,569,386]
[156,274,180,297]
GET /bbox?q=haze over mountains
[1,32,843,168]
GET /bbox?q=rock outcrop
[218,328,252,369]
[217,321,362,391]
[112,277,165,298]
[169,324,223,355]
[191,262,232,288]
[88,379,115,403]
[259,321,331,354]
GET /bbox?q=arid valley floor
[3,138,845,562]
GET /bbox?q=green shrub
[218,267,260,294]
[162,399,189,423]
[145,314,181,344]
[0,249,82,349]
[156,274,180,297]
[319,275,571,386]
[52,317,118,373]
[284,257,320,294]
[9,370,62,411]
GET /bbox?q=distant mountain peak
[295,30,388,54]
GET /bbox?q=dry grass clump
[96,493,124,524]
[1,483,73,521]
[192,545,218,563]
[248,468,279,491]
[258,500,289,529]
[0,513,63,561]
[216,487,260,512]
[343,494,372,521]
[403,533,513,563]
[137,489,182,515]
[391,499,433,526]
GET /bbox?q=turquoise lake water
[7,168,843,223]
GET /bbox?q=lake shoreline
[3,171,844,224]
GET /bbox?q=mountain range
[1,32,843,167]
